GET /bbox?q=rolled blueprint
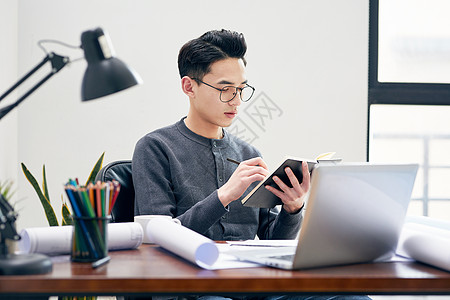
[397,217,450,272]
[146,218,219,269]
[18,222,143,255]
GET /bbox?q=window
[368,0,450,221]
[378,0,450,84]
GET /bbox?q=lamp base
[0,253,52,275]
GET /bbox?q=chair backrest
[95,160,134,223]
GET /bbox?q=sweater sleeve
[257,206,304,240]
[132,134,228,236]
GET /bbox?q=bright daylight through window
[369,0,450,221]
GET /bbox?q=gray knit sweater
[132,118,302,241]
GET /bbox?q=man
[132,29,371,300]
[132,29,309,241]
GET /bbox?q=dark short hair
[178,29,247,79]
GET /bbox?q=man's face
[191,58,247,129]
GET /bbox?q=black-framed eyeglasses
[192,78,255,103]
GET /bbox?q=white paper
[146,218,261,270]
[227,240,297,247]
[18,222,143,255]
[214,244,264,269]
[397,217,450,272]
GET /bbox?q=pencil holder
[71,216,110,262]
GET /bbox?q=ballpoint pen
[226,158,241,165]
[92,255,111,269]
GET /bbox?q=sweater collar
[176,117,229,148]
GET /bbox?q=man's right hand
[217,157,269,207]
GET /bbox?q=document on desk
[227,240,298,247]
[146,218,262,270]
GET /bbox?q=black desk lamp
[0,194,52,275]
[0,27,142,274]
[0,27,142,120]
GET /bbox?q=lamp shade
[81,28,141,101]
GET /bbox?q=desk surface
[0,244,449,297]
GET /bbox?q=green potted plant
[0,179,18,253]
[0,179,15,202]
[21,152,105,226]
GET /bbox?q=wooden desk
[0,244,449,298]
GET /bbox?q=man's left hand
[265,161,310,214]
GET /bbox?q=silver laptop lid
[293,163,418,269]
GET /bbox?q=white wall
[0,1,18,191]
[0,0,369,230]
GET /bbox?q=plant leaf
[85,152,105,186]
[0,180,15,201]
[42,165,50,203]
[61,200,72,226]
[21,163,59,226]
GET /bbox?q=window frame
[368,0,450,218]
[368,0,450,158]
[368,0,450,106]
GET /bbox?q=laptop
[230,163,418,270]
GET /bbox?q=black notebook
[241,155,341,208]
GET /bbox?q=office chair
[95,160,134,223]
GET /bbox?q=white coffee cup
[134,215,181,244]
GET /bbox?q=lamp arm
[0,55,50,103]
[0,52,69,121]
